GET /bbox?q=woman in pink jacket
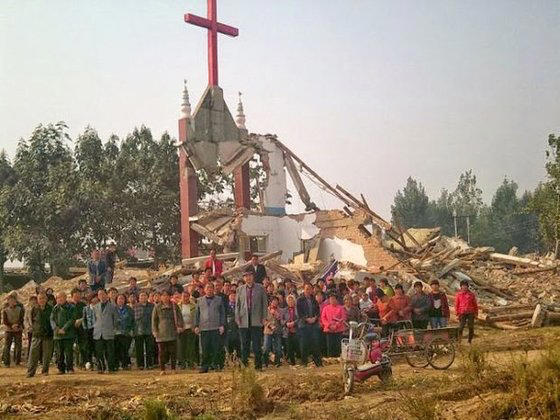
[320,293,347,357]
[455,280,479,344]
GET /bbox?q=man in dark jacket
[408,281,432,329]
[2,293,24,367]
[105,243,117,285]
[247,255,267,284]
[27,293,54,377]
[88,250,107,291]
[50,292,76,374]
[296,283,323,367]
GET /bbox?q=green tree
[529,134,560,255]
[391,177,431,228]
[74,127,117,250]
[2,123,81,280]
[0,150,17,292]
[115,127,180,266]
[427,188,455,236]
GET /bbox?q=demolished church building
[177,81,408,279]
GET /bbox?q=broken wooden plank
[514,265,559,275]
[489,253,546,268]
[181,252,239,267]
[284,154,319,211]
[438,258,461,278]
[191,223,223,244]
[531,304,546,328]
[307,238,321,264]
[484,304,536,315]
[487,311,535,322]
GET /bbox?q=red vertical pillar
[234,162,251,209]
[178,117,199,258]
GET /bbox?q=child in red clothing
[455,280,478,344]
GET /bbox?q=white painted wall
[318,237,368,267]
[259,136,287,214]
[241,213,319,262]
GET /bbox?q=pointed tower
[178,80,199,258]
[235,92,246,130]
[181,79,192,119]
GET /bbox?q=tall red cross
[184,0,239,86]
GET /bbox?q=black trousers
[75,327,89,367]
[199,329,221,371]
[298,324,322,367]
[226,329,241,358]
[458,313,475,343]
[2,332,22,366]
[285,332,298,365]
[325,332,342,357]
[115,335,132,368]
[239,326,264,369]
[157,340,177,371]
[85,329,95,365]
[55,338,74,373]
[134,334,155,368]
[94,338,116,372]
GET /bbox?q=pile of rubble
[385,229,560,329]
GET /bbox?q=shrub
[140,399,177,420]
[459,344,490,382]
[398,392,438,420]
[230,366,271,418]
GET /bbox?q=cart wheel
[426,338,455,370]
[342,363,355,395]
[405,348,429,368]
[378,366,392,385]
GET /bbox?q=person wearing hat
[455,280,478,343]
[235,268,268,370]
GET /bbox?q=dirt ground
[1,326,559,420]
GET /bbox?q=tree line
[390,134,560,256]
[0,122,265,289]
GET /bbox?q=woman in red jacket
[320,293,347,357]
[455,280,478,344]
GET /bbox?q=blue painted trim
[264,207,286,216]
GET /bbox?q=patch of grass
[231,366,272,418]
[485,345,560,420]
[140,399,177,420]
[92,407,133,420]
[398,392,439,420]
[458,344,491,382]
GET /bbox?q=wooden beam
[220,250,283,277]
[190,222,222,244]
[284,154,318,211]
[181,252,238,267]
[271,139,353,207]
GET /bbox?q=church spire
[235,91,246,129]
[180,79,191,118]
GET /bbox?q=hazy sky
[1,0,559,218]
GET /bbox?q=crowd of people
[2,250,479,378]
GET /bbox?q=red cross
[185,0,239,86]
